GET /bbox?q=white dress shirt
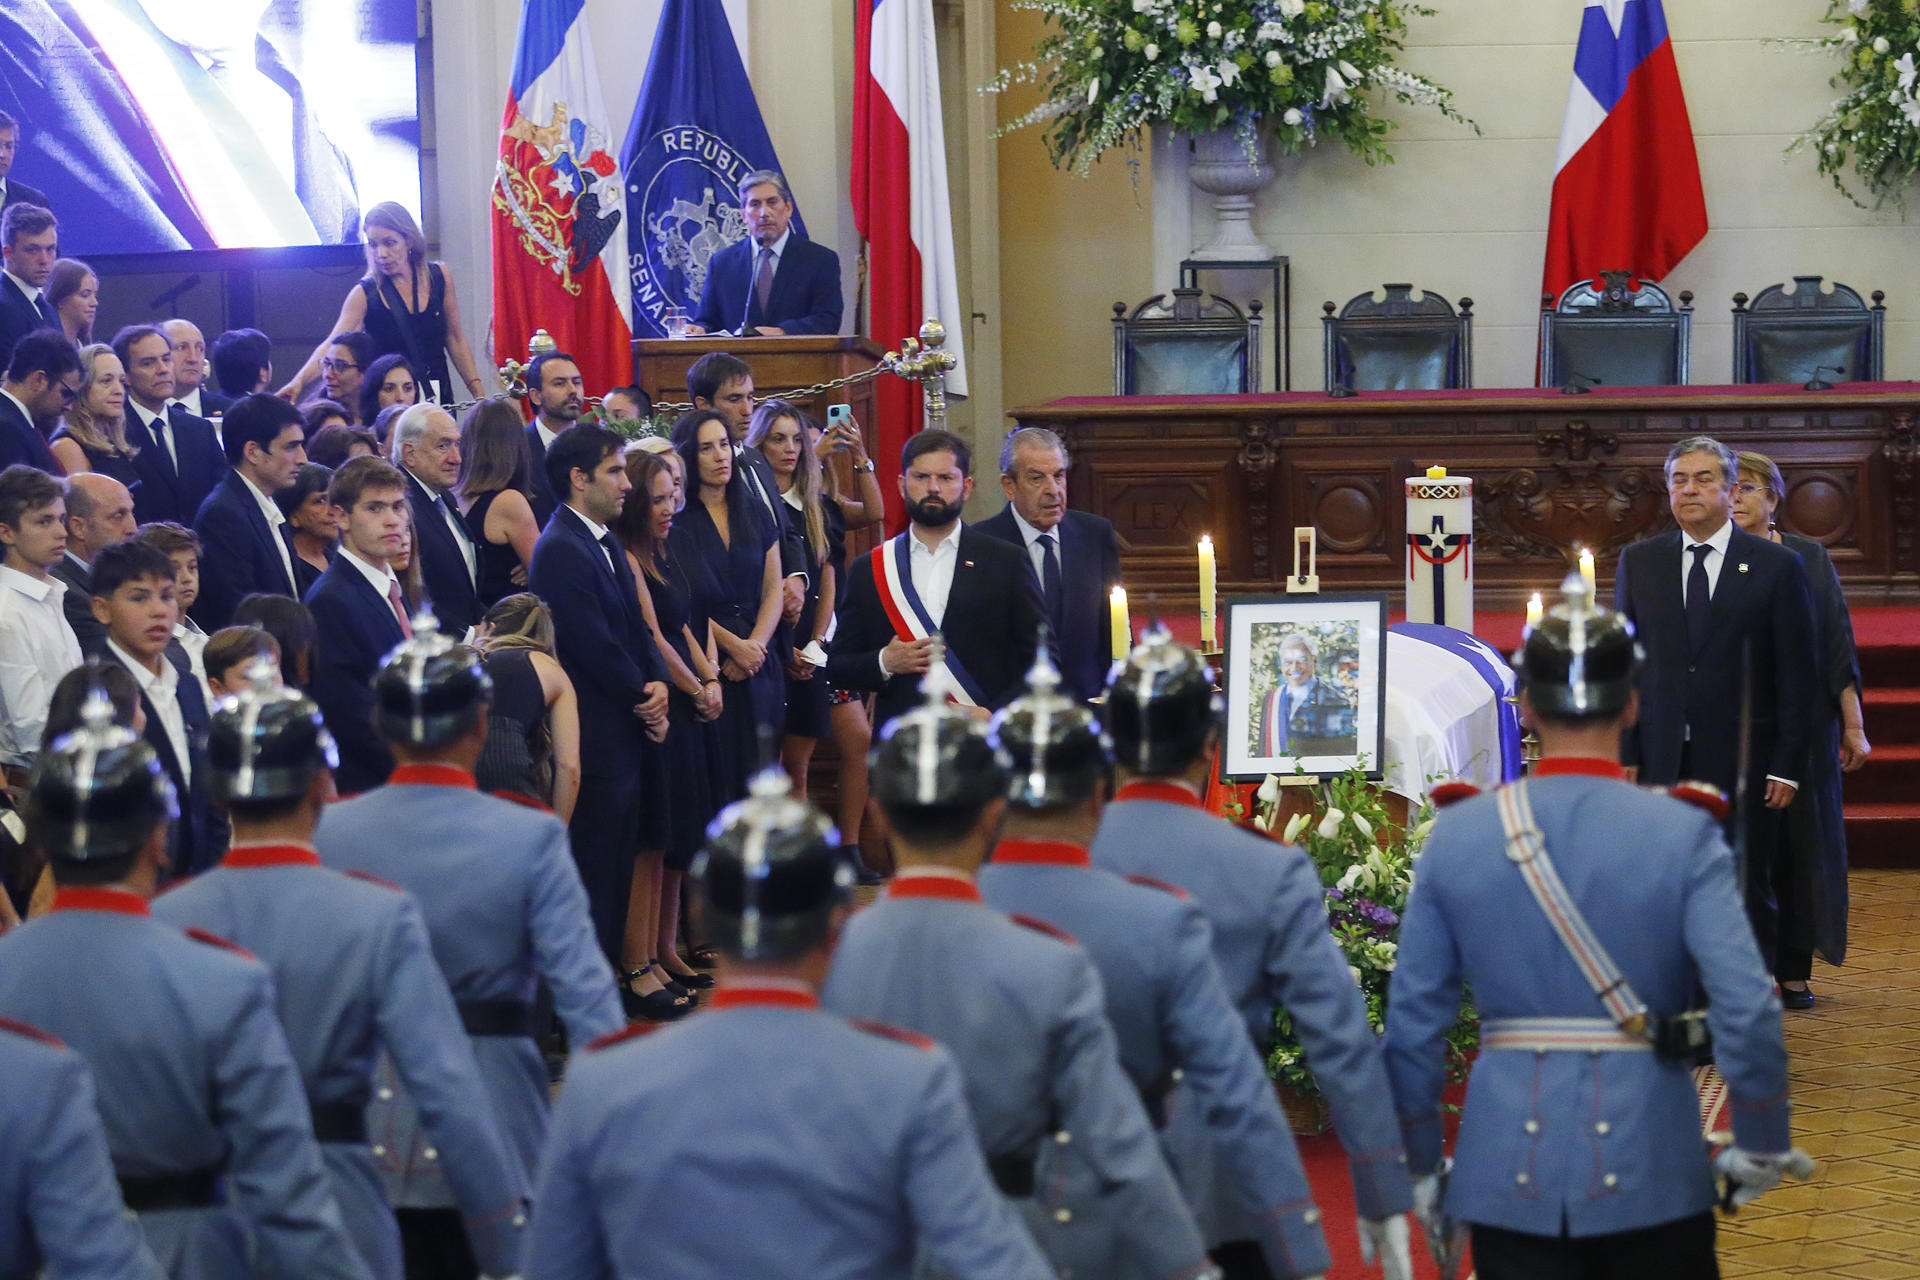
[1679,517,1734,603]
[878,522,963,678]
[407,467,477,584]
[0,386,35,431]
[535,420,561,453]
[565,505,619,578]
[338,544,405,603]
[175,617,212,702]
[2,269,42,311]
[129,399,178,469]
[238,470,298,591]
[106,638,190,786]
[742,227,792,332]
[1007,506,1062,587]
[0,566,83,766]
[171,388,207,418]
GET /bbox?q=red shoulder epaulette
[1666,781,1730,822]
[1429,782,1481,808]
[344,869,403,892]
[586,1022,664,1052]
[491,790,554,814]
[183,927,257,961]
[847,1017,935,1050]
[1009,912,1079,946]
[1124,873,1191,900]
[0,1015,64,1049]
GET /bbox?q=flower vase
[1186,127,1277,261]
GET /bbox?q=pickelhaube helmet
[990,639,1111,811]
[24,683,177,862]
[868,656,1008,819]
[371,609,493,748]
[1514,573,1642,718]
[209,656,338,805]
[1103,622,1222,776]
[693,766,850,960]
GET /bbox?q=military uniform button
[512,1213,527,1229]
[1524,1119,1540,1134]
[1054,1208,1072,1224]
[1516,1172,1530,1186]
[1595,1121,1611,1136]
[423,1147,438,1161]
[1304,1209,1321,1224]
[377,1088,393,1101]
[372,1145,387,1157]
[1055,1130,1071,1145]
[1603,1173,1619,1188]
[1170,1068,1184,1082]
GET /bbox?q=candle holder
[499,329,558,400]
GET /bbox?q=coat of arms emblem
[494,101,623,296]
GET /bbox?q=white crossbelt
[1481,1017,1652,1052]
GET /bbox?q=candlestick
[1526,592,1544,630]
[1110,586,1131,660]
[1197,536,1217,652]
[1578,547,1596,600]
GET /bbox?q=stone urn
[1185,127,1277,261]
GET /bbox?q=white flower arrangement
[1783,0,1920,206]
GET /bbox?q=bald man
[163,319,233,419]
[49,470,135,647]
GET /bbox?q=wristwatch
[853,460,875,473]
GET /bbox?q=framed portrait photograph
[1221,592,1389,781]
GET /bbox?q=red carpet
[1298,1130,1464,1279]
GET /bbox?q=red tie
[387,579,413,638]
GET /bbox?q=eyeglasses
[1734,482,1771,497]
[321,358,359,373]
[56,381,78,402]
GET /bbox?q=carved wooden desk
[1012,383,1920,609]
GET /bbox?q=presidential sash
[874,532,985,708]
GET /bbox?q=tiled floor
[1719,871,1920,1278]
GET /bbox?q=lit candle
[1425,464,1447,479]
[1110,586,1132,659]
[1578,547,1596,599]
[1198,536,1217,652]
[1526,592,1544,630]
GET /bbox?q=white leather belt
[1481,1017,1652,1052]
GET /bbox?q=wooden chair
[1321,284,1473,392]
[1539,270,1692,390]
[1112,288,1263,395]
[1732,276,1884,385]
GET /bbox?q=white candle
[1198,536,1217,652]
[1578,547,1596,600]
[1526,592,1544,630]
[1110,586,1131,660]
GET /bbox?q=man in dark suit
[0,329,77,473]
[528,424,670,962]
[0,202,59,371]
[1252,632,1357,759]
[163,319,232,418]
[50,471,134,647]
[0,112,49,215]
[191,393,305,629]
[688,350,807,626]
[826,429,1046,732]
[973,426,1122,704]
[1614,433,1817,978]
[390,402,479,636]
[305,455,413,795]
[690,171,842,337]
[113,324,226,525]
[209,327,274,400]
[524,350,585,528]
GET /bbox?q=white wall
[1159,0,1918,389]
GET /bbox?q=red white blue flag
[855,0,968,530]
[491,0,632,396]
[1541,0,1706,301]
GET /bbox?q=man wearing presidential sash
[825,429,1045,731]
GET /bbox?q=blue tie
[1685,543,1712,651]
[1036,532,1063,630]
[33,294,57,331]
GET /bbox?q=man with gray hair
[689,169,843,337]
[974,426,1121,702]
[391,402,480,635]
[1614,433,1817,1000]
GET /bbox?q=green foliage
[1782,2,1920,206]
[984,0,1476,175]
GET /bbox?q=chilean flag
[1541,0,1706,302]
[491,0,632,397]
[855,0,968,530]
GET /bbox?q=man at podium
[689,170,842,337]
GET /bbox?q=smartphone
[826,403,855,449]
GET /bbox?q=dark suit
[0,390,57,473]
[0,178,50,213]
[1615,523,1817,969]
[48,552,101,649]
[973,507,1122,703]
[178,389,234,418]
[1253,678,1356,759]
[693,234,843,336]
[401,469,480,637]
[82,636,222,878]
[305,554,406,796]
[0,274,57,371]
[191,470,298,630]
[125,402,226,526]
[528,505,668,960]
[825,525,1046,732]
[525,423,558,528]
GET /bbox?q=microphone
[1802,364,1844,392]
[1560,370,1602,396]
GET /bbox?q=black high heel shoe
[661,963,714,990]
[686,945,719,970]
[623,970,692,1022]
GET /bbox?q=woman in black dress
[473,593,582,823]
[272,463,337,597]
[49,343,140,486]
[671,409,784,804]
[356,354,420,431]
[456,398,542,609]
[278,202,484,405]
[1733,451,1870,1006]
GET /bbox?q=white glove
[1410,1164,1469,1280]
[1357,1214,1413,1280]
[1712,1145,1816,1210]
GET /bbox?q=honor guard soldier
[980,649,1340,1280]
[315,612,622,1278]
[1091,626,1414,1278]
[0,1018,162,1280]
[525,768,1054,1280]
[1383,580,1810,1280]
[0,689,373,1280]
[153,660,530,1280]
[824,664,1213,1280]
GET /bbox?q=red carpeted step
[1846,804,1920,869]
[1863,687,1920,740]
[1841,744,1920,806]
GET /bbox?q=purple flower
[1360,902,1400,928]
[1325,887,1346,902]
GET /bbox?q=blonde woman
[49,343,138,486]
[473,593,582,823]
[278,202,483,404]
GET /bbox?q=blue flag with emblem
[620,0,805,338]
[1390,622,1525,782]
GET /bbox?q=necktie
[146,412,178,479]
[1685,543,1712,651]
[754,247,775,316]
[1036,532,1063,629]
[387,579,413,638]
[599,532,625,581]
[441,494,477,584]
[34,294,57,330]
